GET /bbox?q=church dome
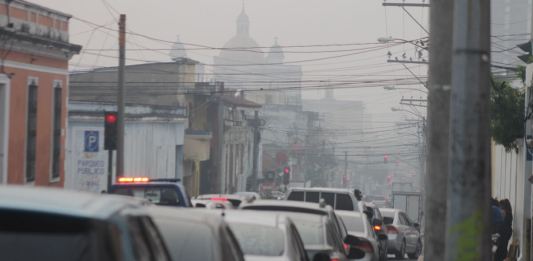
[266,38,285,64]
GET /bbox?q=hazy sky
[32,0,428,119]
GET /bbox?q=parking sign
[84,131,99,152]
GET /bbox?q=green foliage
[490,79,524,151]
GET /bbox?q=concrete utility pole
[423,0,453,260]
[250,110,261,191]
[446,0,491,260]
[117,14,126,178]
[344,151,348,187]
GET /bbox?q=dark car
[148,207,245,261]
[109,177,191,207]
[0,186,171,261]
[363,202,388,261]
[240,200,364,261]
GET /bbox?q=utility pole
[446,0,491,260]
[116,14,126,178]
[250,110,262,191]
[423,0,453,260]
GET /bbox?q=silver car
[337,210,384,261]
[222,210,309,261]
[379,208,422,259]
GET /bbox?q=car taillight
[117,176,150,183]
[355,238,374,253]
[210,197,229,202]
[343,243,350,252]
[373,225,382,232]
[330,258,340,261]
[386,225,399,234]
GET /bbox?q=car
[337,210,385,261]
[234,191,262,200]
[285,187,362,212]
[275,211,365,261]
[364,195,390,208]
[195,194,250,208]
[362,202,388,261]
[380,208,422,259]
[192,198,234,209]
[240,199,364,261]
[222,210,309,261]
[109,177,191,207]
[0,186,171,261]
[148,207,245,261]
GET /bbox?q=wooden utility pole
[117,14,126,178]
[424,0,453,260]
[446,0,492,260]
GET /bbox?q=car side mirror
[312,253,331,261]
[343,234,361,245]
[378,234,388,241]
[347,247,365,259]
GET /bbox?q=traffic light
[104,111,118,150]
[282,167,290,185]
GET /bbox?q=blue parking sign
[84,131,99,152]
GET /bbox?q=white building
[65,101,187,193]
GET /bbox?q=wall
[66,117,186,193]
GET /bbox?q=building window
[26,80,38,182]
[51,82,62,180]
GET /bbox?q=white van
[286,187,362,212]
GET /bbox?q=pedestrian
[491,198,503,234]
[494,199,512,261]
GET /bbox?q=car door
[399,213,415,250]
[395,212,410,248]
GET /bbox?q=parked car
[223,210,309,261]
[192,199,234,209]
[148,207,245,261]
[109,177,191,207]
[0,186,171,261]
[380,208,422,259]
[286,187,362,212]
[234,191,262,200]
[337,210,385,261]
[240,200,364,260]
[362,202,388,261]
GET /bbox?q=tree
[490,78,524,151]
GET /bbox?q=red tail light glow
[210,197,229,202]
[343,243,350,252]
[373,225,382,232]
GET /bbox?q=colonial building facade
[0,0,80,186]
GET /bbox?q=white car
[222,210,310,261]
[337,210,382,261]
[379,208,422,259]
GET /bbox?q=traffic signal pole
[117,15,126,178]
[446,0,491,260]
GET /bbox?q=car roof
[222,210,289,228]
[0,186,145,219]
[335,210,364,218]
[379,208,399,216]
[288,187,355,194]
[241,200,333,215]
[197,194,244,200]
[148,206,227,228]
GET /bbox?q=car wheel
[395,240,406,259]
[408,240,422,259]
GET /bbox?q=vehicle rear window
[283,214,325,246]
[112,186,180,206]
[0,210,110,261]
[152,218,216,261]
[287,191,304,201]
[321,192,335,208]
[335,194,354,211]
[338,214,365,233]
[229,223,285,256]
[383,217,394,225]
[306,192,320,203]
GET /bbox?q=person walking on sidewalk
[494,199,513,261]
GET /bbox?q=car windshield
[152,218,216,261]
[111,186,180,206]
[229,223,285,256]
[338,214,365,233]
[0,211,107,261]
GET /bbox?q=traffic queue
[0,177,422,261]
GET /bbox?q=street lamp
[384,85,428,94]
